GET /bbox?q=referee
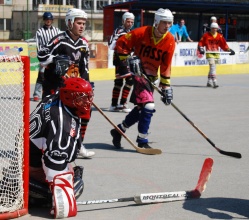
[33,12,61,101]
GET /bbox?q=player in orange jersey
[198,22,235,88]
[110,8,175,149]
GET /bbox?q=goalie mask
[60,78,93,118]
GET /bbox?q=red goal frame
[0,56,30,219]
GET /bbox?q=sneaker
[138,143,152,149]
[109,105,120,112]
[33,96,41,102]
[110,129,122,148]
[117,104,131,113]
[206,81,212,87]
[78,145,95,159]
[213,81,219,88]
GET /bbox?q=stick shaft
[76,158,213,206]
[92,102,138,150]
[76,197,133,205]
[141,74,241,159]
[92,102,161,155]
[171,103,241,158]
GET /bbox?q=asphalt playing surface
[23,73,249,219]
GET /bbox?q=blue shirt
[177,24,190,39]
[169,24,179,40]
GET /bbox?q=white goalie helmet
[210,22,219,29]
[122,12,135,23]
[154,8,174,27]
[65,8,88,27]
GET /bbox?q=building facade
[0,0,127,41]
[0,0,249,42]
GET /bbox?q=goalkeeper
[110,8,175,149]
[29,77,93,218]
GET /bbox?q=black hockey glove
[161,87,173,105]
[128,56,144,76]
[54,55,70,77]
[198,46,205,55]
[228,48,235,56]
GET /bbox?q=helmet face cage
[60,78,93,118]
[43,12,53,20]
[72,91,94,111]
[154,8,174,27]
[65,8,88,28]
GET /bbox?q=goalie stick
[92,102,162,155]
[140,73,242,159]
[76,157,213,206]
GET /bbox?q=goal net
[0,55,30,219]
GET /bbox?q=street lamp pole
[26,0,29,39]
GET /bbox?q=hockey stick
[205,51,240,54]
[141,74,242,159]
[92,102,162,155]
[206,49,248,54]
[76,157,213,205]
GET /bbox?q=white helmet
[154,8,174,27]
[210,22,219,29]
[122,12,135,23]
[210,16,217,21]
[65,8,88,27]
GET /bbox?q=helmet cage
[60,78,93,118]
[72,91,93,111]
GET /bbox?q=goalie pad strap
[53,172,77,218]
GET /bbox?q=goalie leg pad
[53,172,77,218]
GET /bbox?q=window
[0,18,11,30]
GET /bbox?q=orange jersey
[115,26,175,86]
[198,32,229,52]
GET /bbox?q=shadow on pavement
[183,197,249,219]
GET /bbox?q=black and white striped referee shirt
[36,25,61,52]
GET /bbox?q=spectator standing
[33,12,60,102]
[198,22,235,88]
[37,8,95,158]
[177,19,193,42]
[110,8,175,149]
[108,12,135,113]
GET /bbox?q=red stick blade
[194,158,214,196]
